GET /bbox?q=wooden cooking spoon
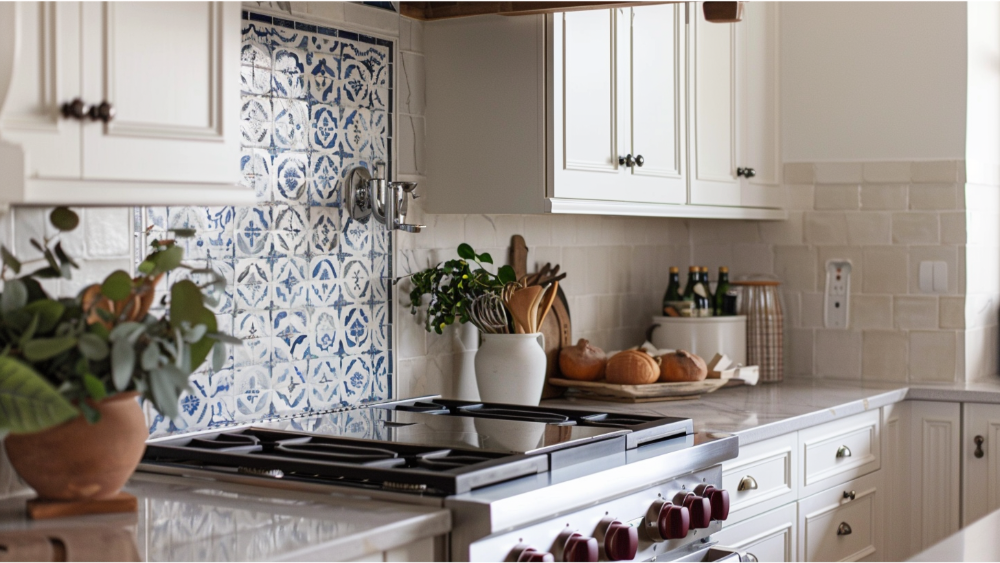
[507,285,542,335]
[536,280,559,330]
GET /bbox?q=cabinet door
[797,472,881,562]
[909,401,961,552]
[551,9,627,201]
[881,402,913,562]
[739,0,782,208]
[713,503,797,562]
[688,2,740,206]
[80,2,241,184]
[0,2,81,180]
[962,403,1000,527]
[627,4,686,204]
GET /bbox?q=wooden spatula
[536,280,559,330]
[507,285,542,335]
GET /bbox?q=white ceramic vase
[474,333,547,406]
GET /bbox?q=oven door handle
[697,546,754,562]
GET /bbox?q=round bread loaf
[658,350,708,382]
[559,339,607,381]
[606,350,661,385]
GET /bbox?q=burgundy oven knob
[675,493,712,529]
[596,519,639,561]
[511,546,554,562]
[645,499,690,541]
[695,485,731,521]
[562,533,599,563]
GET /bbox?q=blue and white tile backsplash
[141,12,394,437]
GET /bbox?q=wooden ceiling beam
[399,2,744,22]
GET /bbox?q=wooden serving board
[547,378,729,402]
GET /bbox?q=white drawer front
[798,472,881,562]
[722,433,798,523]
[713,503,797,562]
[800,410,880,495]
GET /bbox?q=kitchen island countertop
[544,378,1000,445]
[0,473,450,562]
[910,505,1000,561]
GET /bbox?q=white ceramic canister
[474,333,547,406]
[647,316,747,365]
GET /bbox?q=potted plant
[0,207,239,502]
[407,243,548,405]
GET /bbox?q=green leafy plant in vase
[0,207,240,502]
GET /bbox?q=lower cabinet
[714,503,797,562]
[796,472,881,562]
[962,402,1000,527]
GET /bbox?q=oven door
[669,544,749,562]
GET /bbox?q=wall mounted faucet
[344,161,425,233]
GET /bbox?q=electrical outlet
[824,260,852,329]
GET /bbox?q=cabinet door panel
[0,2,81,179]
[962,403,1000,526]
[81,2,241,184]
[629,4,685,204]
[562,9,617,174]
[910,401,961,552]
[713,503,796,562]
[689,3,739,206]
[740,0,781,208]
[797,472,881,562]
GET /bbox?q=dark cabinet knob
[603,522,638,561]
[837,522,852,536]
[515,547,555,562]
[650,501,690,540]
[619,154,636,168]
[843,490,856,501]
[634,155,644,167]
[562,533,598,562]
[60,98,89,120]
[736,167,757,178]
[975,435,985,458]
[88,101,116,123]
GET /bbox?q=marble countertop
[0,473,450,562]
[544,378,1000,444]
[910,507,1000,561]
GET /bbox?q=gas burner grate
[272,442,406,468]
[453,405,572,424]
[412,451,496,470]
[187,432,263,453]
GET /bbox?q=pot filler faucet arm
[345,160,425,234]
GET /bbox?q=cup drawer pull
[737,476,758,491]
[843,490,856,501]
[837,522,852,536]
[836,445,852,458]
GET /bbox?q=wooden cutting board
[546,378,729,402]
[509,235,571,400]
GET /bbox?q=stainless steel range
[139,398,740,562]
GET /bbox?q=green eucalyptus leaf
[18,314,39,347]
[30,267,61,279]
[137,260,156,275]
[49,207,79,232]
[170,228,196,238]
[149,366,182,419]
[182,323,207,343]
[77,333,110,361]
[206,332,243,345]
[151,245,184,273]
[498,265,516,284]
[141,343,161,371]
[0,246,21,275]
[109,321,144,343]
[0,356,78,433]
[101,270,133,302]
[111,341,135,392]
[53,242,79,269]
[457,243,475,260]
[21,278,46,302]
[1,279,27,314]
[477,252,493,264]
[22,336,77,362]
[82,373,106,400]
[23,300,65,334]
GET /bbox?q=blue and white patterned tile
[272,26,311,51]
[235,279,272,312]
[235,334,272,368]
[207,260,236,314]
[339,214,372,261]
[273,99,308,150]
[308,257,340,306]
[308,34,340,55]
[307,358,341,410]
[370,300,388,350]
[272,256,309,308]
[307,52,340,105]
[340,355,372,401]
[340,258,371,303]
[241,23,272,68]
[168,206,209,231]
[308,153,341,207]
[235,207,272,257]
[272,70,306,100]
[339,303,371,356]
[272,44,307,74]
[240,96,272,148]
[204,207,236,232]
[235,311,270,340]
[241,64,272,96]
[271,361,308,414]
[240,149,272,199]
[235,365,272,422]
[145,207,168,231]
[272,152,308,204]
[370,110,389,162]
[310,207,339,256]
[368,352,390,401]
[310,103,339,151]
[341,107,371,156]
[340,41,387,109]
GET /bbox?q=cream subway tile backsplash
[862,246,909,293]
[862,161,912,183]
[862,330,908,381]
[814,184,861,210]
[814,162,864,184]
[909,184,961,210]
[939,296,966,329]
[815,329,862,379]
[860,184,909,210]
[912,160,961,183]
[851,295,893,330]
[893,296,939,330]
[846,212,892,245]
[892,212,941,244]
[910,330,959,382]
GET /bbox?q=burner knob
[511,545,554,562]
[557,531,599,562]
[675,492,712,529]
[695,485,731,521]
[646,499,690,541]
[599,520,638,561]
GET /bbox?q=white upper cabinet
[0,1,254,206]
[425,3,783,219]
[690,1,781,209]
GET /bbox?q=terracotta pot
[4,392,147,501]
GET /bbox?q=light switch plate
[919,261,948,293]
[824,260,852,329]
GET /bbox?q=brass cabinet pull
[843,490,856,501]
[836,445,852,458]
[837,522,852,536]
[975,435,985,459]
[737,476,758,491]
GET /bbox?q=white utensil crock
[474,333,546,406]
